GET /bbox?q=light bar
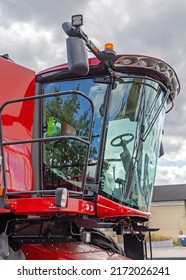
[114,55,180,100]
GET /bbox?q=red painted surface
[4,143,33,193]
[22,242,128,260]
[96,194,150,219]
[3,194,150,220]
[0,208,10,213]
[38,57,100,75]
[5,197,95,216]
[0,58,35,193]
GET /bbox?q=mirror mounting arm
[62,15,117,67]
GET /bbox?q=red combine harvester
[0,15,180,260]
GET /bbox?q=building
[149,184,186,239]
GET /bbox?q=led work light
[72,14,83,27]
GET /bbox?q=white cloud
[155,164,186,185]
[155,134,186,185]
[0,21,65,71]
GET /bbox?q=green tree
[43,90,96,183]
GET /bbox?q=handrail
[0,90,94,203]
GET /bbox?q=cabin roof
[152,184,186,202]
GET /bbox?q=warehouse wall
[149,200,186,239]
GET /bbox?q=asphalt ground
[118,242,186,260]
[147,245,186,260]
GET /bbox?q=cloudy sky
[1,0,186,186]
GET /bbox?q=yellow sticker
[47,116,54,136]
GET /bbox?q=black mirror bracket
[62,15,117,75]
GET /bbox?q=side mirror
[66,37,89,76]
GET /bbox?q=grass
[173,238,181,246]
[146,233,172,242]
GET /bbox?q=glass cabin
[42,74,167,212]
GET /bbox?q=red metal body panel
[96,194,150,220]
[0,58,35,138]
[0,58,35,193]
[22,242,128,260]
[38,57,100,75]
[0,208,10,213]
[3,195,150,220]
[5,197,95,216]
[4,143,33,193]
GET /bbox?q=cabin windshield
[42,76,166,211]
[100,77,166,211]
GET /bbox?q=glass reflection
[41,76,166,212]
[100,77,166,211]
[42,79,107,191]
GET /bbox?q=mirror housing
[66,37,89,76]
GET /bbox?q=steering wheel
[111,133,134,147]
